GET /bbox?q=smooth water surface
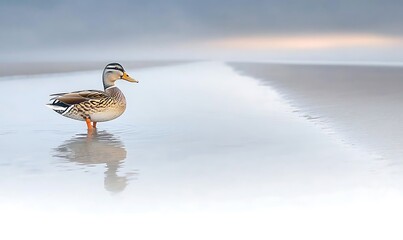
[0,62,402,239]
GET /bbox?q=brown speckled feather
[51,90,108,105]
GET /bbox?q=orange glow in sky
[208,33,403,50]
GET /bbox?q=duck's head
[103,63,138,89]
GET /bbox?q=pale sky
[2,0,403,62]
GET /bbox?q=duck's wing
[47,90,109,114]
[49,90,108,104]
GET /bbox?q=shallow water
[0,62,402,239]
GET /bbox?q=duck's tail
[46,99,71,114]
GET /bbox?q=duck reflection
[54,130,135,193]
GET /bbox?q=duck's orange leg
[93,122,97,128]
[85,118,93,130]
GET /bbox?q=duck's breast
[89,105,126,122]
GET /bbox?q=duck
[47,63,138,130]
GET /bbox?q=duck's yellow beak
[122,72,138,83]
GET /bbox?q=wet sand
[231,62,403,164]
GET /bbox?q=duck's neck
[103,79,115,89]
[103,73,117,89]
